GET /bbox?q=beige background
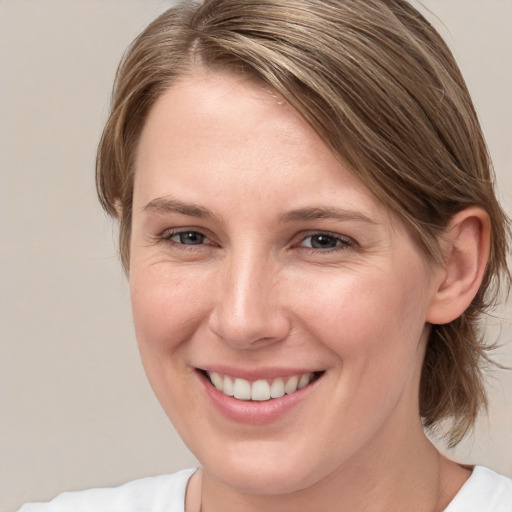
[1,1,511,511]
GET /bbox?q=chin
[208,462,316,496]
[197,438,333,496]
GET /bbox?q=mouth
[202,370,324,402]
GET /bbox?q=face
[130,71,439,494]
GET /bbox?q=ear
[427,207,490,325]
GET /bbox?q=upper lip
[196,365,325,381]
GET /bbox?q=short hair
[96,0,510,446]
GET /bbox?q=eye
[172,230,206,245]
[160,229,210,246]
[300,233,352,250]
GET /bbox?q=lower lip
[197,371,321,425]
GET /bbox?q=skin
[128,70,480,511]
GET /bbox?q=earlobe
[427,207,490,325]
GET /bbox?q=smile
[206,371,322,401]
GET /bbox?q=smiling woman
[16,1,512,511]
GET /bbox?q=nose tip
[209,304,290,349]
[208,261,291,349]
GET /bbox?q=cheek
[129,266,211,420]
[294,264,430,365]
[130,265,209,357]
[294,268,430,437]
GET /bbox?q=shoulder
[445,466,512,512]
[17,468,197,512]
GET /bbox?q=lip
[196,367,324,425]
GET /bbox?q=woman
[20,0,511,510]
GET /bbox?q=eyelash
[157,229,355,253]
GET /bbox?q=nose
[208,249,291,349]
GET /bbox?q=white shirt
[444,466,512,512]
[19,465,512,512]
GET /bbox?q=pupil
[180,232,204,245]
[311,235,337,248]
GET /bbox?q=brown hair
[96,0,510,445]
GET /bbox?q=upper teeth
[207,371,315,401]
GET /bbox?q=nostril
[208,308,291,349]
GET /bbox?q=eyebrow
[143,197,377,225]
[279,206,377,225]
[143,197,215,219]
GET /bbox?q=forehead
[134,70,402,232]
[136,70,311,164]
